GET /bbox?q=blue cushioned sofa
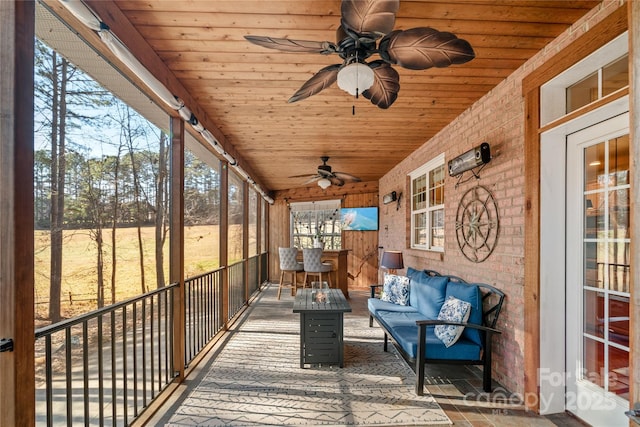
[368,268,505,395]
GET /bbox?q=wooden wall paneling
[268,198,291,283]
[0,1,35,425]
[342,192,380,290]
[270,182,380,292]
[629,0,640,412]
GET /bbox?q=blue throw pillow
[411,275,448,318]
[380,273,410,306]
[445,281,482,345]
[435,296,471,347]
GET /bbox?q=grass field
[34,224,243,320]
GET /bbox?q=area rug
[165,285,452,426]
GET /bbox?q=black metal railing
[248,255,259,294]
[35,284,177,426]
[260,251,268,285]
[35,256,269,425]
[227,260,246,320]
[184,268,224,365]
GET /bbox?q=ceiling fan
[289,156,362,189]
[245,0,474,109]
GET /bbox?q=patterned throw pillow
[434,296,471,347]
[380,273,410,306]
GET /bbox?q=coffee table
[292,288,352,368]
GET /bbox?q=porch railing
[260,251,268,284]
[184,268,224,365]
[35,254,267,426]
[35,254,268,425]
[227,260,246,320]
[35,284,177,426]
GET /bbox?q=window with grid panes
[410,153,445,251]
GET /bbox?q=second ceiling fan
[245,0,475,109]
[289,156,361,189]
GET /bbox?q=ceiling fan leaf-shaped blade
[333,171,362,182]
[381,27,475,70]
[329,176,345,187]
[341,0,399,40]
[362,61,400,109]
[244,35,338,54]
[288,64,341,103]
[288,173,319,179]
[304,175,323,185]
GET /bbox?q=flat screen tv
[340,207,379,231]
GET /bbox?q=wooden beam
[275,181,379,201]
[170,117,185,381]
[0,1,35,426]
[523,87,541,413]
[629,0,640,412]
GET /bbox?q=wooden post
[219,162,229,326]
[256,197,263,284]
[170,117,185,380]
[243,181,249,302]
[0,1,35,425]
[629,0,640,412]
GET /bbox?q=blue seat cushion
[445,281,483,346]
[410,275,448,318]
[374,307,482,362]
[368,298,419,317]
[376,309,425,327]
[387,325,482,360]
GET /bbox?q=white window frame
[409,153,445,251]
[289,200,342,249]
[540,33,628,126]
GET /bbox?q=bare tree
[81,158,108,307]
[49,54,66,322]
[110,142,124,304]
[123,107,147,294]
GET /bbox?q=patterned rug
[165,285,452,426]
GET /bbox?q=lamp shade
[317,178,331,189]
[337,62,375,96]
[381,251,404,270]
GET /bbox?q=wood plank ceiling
[96,0,600,192]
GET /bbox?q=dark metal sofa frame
[369,271,505,395]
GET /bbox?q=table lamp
[380,250,404,275]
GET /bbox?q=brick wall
[378,0,625,395]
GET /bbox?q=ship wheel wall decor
[455,185,499,263]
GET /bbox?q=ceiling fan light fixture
[317,178,332,189]
[337,62,374,96]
